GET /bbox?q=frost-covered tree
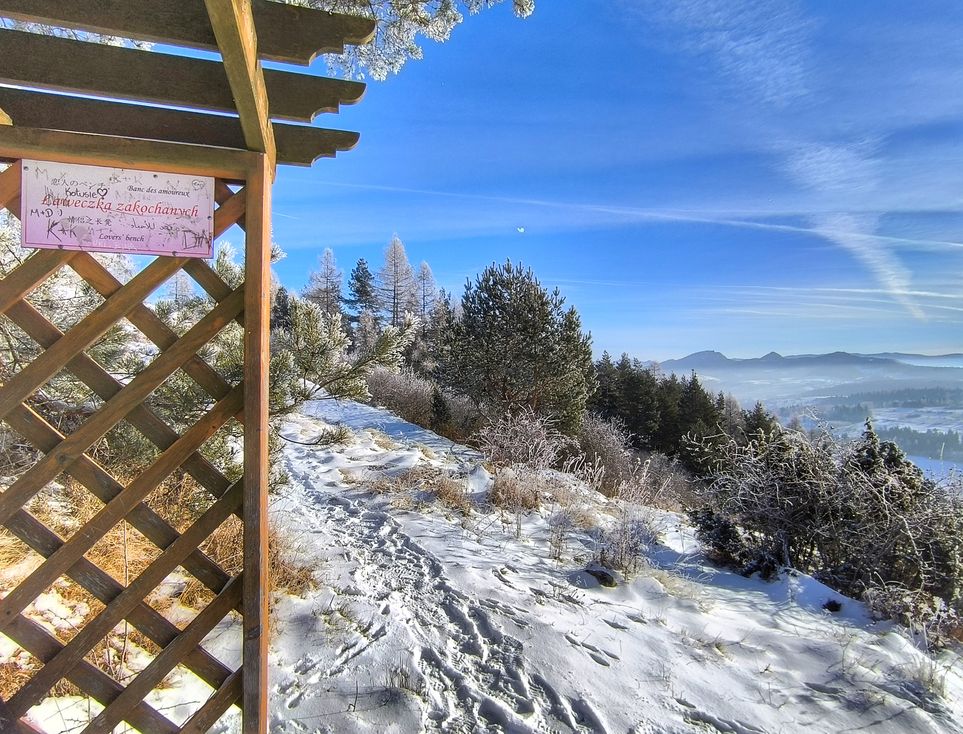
[302,0,535,80]
[303,247,344,321]
[164,269,196,306]
[271,296,416,412]
[271,285,294,332]
[405,260,440,372]
[421,288,455,374]
[716,392,745,438]
[444,260,594,434]
[377,235,417,328]
[415,261,437,322]
[345,257,378,320]
[352,309,382,356]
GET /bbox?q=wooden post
[0,2,369,725]
[242,152,271,734]
[204,0,277,166]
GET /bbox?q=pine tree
[345,257,378,320]
[653,373,684,454]
[422,289,455,376]
[353,310,381,356]
[377,235,417,328]
[590,351,619,420]
[444,260,594,434]
[743,401,779,441]
[405,261,439,372]
[679,372,720,436]
[613,354,660,448]
[272,294,415,412]
[717,392,745,438]
[271,286,293,332]
[303,248,344,321]
[430,385,451,432]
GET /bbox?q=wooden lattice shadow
[0,160,262,733]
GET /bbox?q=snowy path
[274,431,609,734]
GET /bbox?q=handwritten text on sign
[21,161,214,258]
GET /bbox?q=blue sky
[263,0,963,361]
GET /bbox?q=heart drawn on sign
[192,180,204,190]
[96,187,109,198]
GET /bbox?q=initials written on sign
[21,161,215,258]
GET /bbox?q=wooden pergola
[0,2,374,732]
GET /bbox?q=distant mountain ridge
[649,350,963,403]
[657,350,963,371]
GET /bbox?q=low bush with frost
[367,367,434,427]
[688,423,963,645]
[593,461,662,577]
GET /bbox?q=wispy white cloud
[631,0,934,317]
[723,284,963,302]
[299,179,963,252]
[810,212,925,319]
[636,0,814,107]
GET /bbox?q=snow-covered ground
[16,399,963,733]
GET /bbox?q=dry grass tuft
[182,517,317,610]
[433,475,472,516]
[369,465,473,516]
[489,468,540,511]
[0,527,31,577]
[367,429,401,451]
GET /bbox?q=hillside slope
[19,399,963,733]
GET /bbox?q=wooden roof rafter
[0,0,376,168]
[0,0,374,65]
[0,29,367,123]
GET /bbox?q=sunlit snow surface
[23,399,963,734]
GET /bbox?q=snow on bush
[689,422,963,645]
[476,408,569,471]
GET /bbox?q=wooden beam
[0,0,376,66]
[0,89,360,167]
[4,396,233,595]
[0,160,20,210]
[3,615,179,732]
[0,126,255,182]
[84,576,243,734]
[242,153,271,734]
[68,254,236,405]
[0,250,76,317]
[204,0,275,163]
[0,286,245,528]
[180,669,243,734]
[252,0,375,64]
[3,498,234,692]
[8,481,244,716]
[0,388,244,630]
[0,256,186,423]
[0,29,366,123]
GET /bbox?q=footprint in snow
[492,567,517,588]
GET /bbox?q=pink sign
[21,160,214,258]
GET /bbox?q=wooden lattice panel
[0,155,269,733]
